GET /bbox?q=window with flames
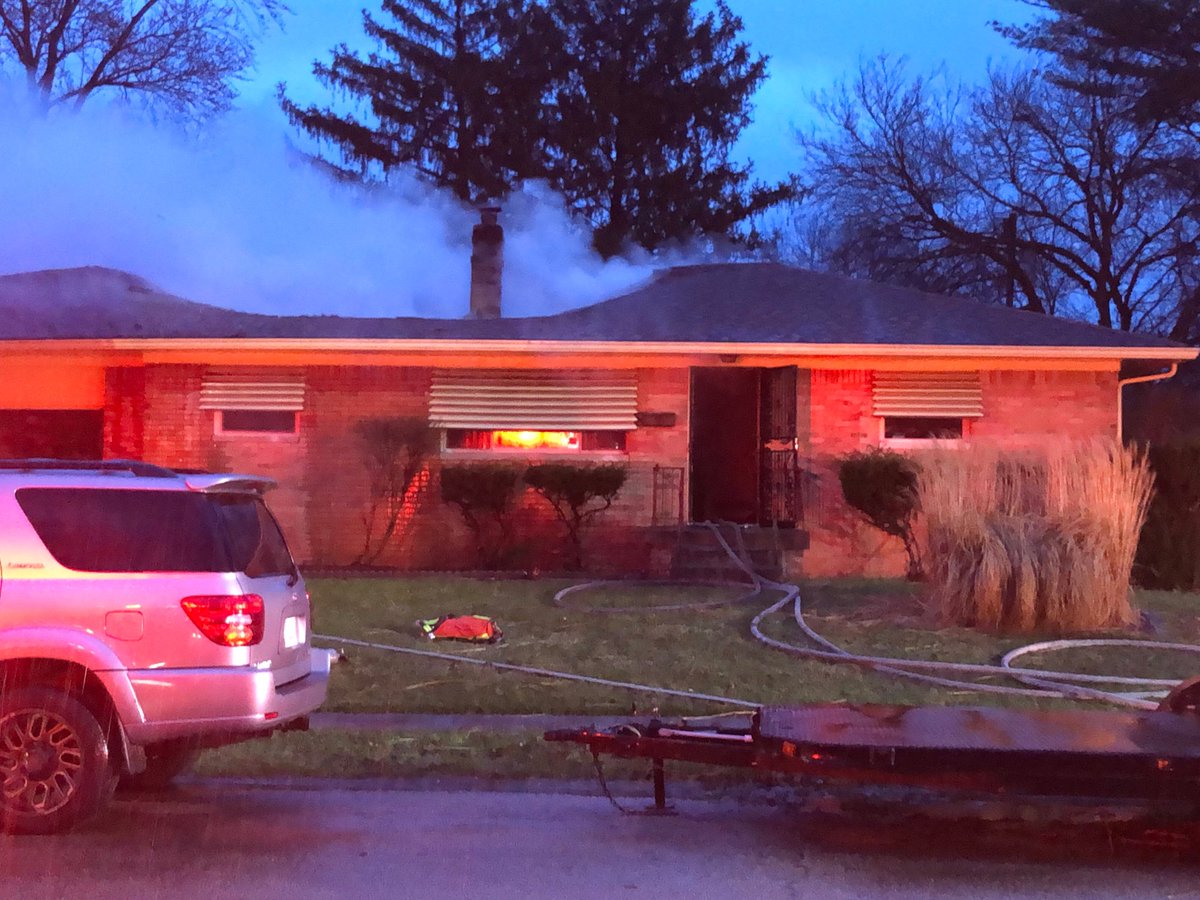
[431,371,636,454]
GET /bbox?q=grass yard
[195,576,1200,781]
[194,727,776,791]
[308,576,1200,717]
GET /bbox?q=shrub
[917,440,1152,634]
[439,464,524,569]
[353,417,435,565]
[838,448,922,579]
[1135,442,1200,590]
[525,463,627,569]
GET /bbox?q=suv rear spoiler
[184,474,277,494]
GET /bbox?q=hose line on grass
[314,633,760,709]
[700,522,1184,710]
[317,522,1198,713]
[549,523,1185,709]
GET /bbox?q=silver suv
[0,459,335,834]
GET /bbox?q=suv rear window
[16,488,294,575]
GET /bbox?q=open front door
[689,368,760,523]
[758,366,799,527]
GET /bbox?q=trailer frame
[546,699,1200,817]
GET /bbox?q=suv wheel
[0,687,114,834]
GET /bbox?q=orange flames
[491,430,579,450]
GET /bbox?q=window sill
[214,430,301,444]
[440,448,627,463]
[881,438,967,450]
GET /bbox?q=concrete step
[671,542,781,561]
[668,524,794,582]
[670,550,784,583]
[668,563,784,583]
[668,563,756,582]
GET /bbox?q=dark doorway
[690,369,761,523]
[0,410,104,459]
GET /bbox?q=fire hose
[318,522,1200,712]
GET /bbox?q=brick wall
[103,360,1119,578]
[102,367,145,460]
[300,364,690,574]
[799,368,1120,578]
[587,367,689,574]
[799,369,900,577]
[125,364,313,561]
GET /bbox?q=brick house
[0,217,1194,577]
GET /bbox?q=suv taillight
[181,595,265,647]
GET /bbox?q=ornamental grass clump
[917,440,1153,634]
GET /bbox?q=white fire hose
[319,522,1200,713]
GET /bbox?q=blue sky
[0,1,1038,317]
[242,0,1033,183]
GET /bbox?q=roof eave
[0,337,1194,362]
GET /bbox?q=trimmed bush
[525,463,627,569]
[1135,443,1200,590]
[838,448,922,579]
[439,464,525,569]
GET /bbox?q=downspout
[1117,363,1178,442]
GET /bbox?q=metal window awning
[872,372,983,418]
[199,373,306,411]
[430,370,638,430]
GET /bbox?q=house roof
[0,263,1192,359]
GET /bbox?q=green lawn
[194,576,1200,781]
[194,727,770,790]
[309,576,1200,717]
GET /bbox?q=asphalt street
[1,783,1199,899]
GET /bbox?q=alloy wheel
[0,709,84,816]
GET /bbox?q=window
[16,488,293,574]
[884,417,964,441]
[431,370,637,455]
[201,372,305,438]
[445,429,627,453]
[211,494,295,577]
[217,410,298,435]
[873,371,981,446]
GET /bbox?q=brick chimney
[469,205,503,318]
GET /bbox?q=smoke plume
[0,90,652,318]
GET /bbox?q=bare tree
[795,57,1199,334]
[0,0,285,116]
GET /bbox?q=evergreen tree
[1000,1,1200,338]
[1002,0,1200,132]
[539,0,792,256]
[283,0,791,254]
[280,0,536,200]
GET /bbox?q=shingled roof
[0,262,1187,354]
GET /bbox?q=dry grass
[917,440,1154,634]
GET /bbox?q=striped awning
[872,372,983,418]
[199,373,306,411]
[430,370,638,430]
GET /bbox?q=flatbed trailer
[546,698,1200,815]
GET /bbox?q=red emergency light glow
[492,430,579,449]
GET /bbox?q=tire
[0,687,114,835]
[119,739,200,792]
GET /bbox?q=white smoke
[0,88,654,318]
